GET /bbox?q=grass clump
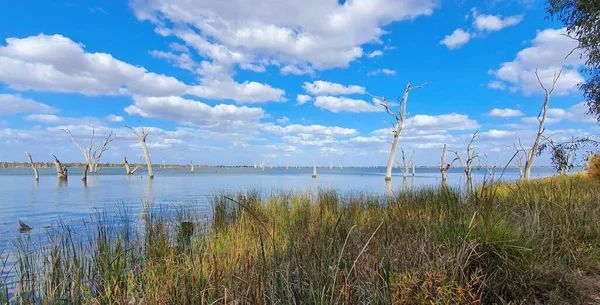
[1,176,600,304]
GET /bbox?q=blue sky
[0,0,596,166]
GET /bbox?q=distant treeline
[0,162,212,169]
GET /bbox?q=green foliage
[547,0,600,120]
[2,177,600,304]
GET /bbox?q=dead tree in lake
[523,67,563,180]
[125,124,154,179]
[25,152,39,182]
[452,131,480,190]
[53,155,68,180]
[371,82,426,181]
[440,144,454,186]
[91,131,117,173]
[123,156,139,175]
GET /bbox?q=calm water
[0,166,563,253]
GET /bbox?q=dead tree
[25,152,39,182]
[523,67,563,180]
[125,124,154,179]
[53,155,68,180]
[190,160,194,173]
[512,142,526,179]
[371,83,425,181]
[63,127,94,181]
[123,156,139,175]
[440,144,453,186]
[91,131,117,173]
[453,131,480,189]
[410,151,415,177]
[400,148,410,178]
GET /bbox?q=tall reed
[1,175,599,304]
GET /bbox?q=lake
[0,166,563,253]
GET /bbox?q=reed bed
[2,175,599,304]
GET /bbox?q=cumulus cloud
[520,102,595,125]
[0,34,188,96]
[0,34,286,104]
[131,0,438,74]
[367,50,383,58]
[0,94,56,115]
[405,113,480,131]
[441,9,523,50]
[488,108,524,118]
[440,29,471,50]
[106,114,125,122]
[489,28,586,95]
[296,94,312,105]
[314,96,381,113]
[303,80,365,95]
[472,10,523,32]
[125,96,265,131]
[276,116,290,124]
[261,123,357,136]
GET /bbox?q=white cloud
[0,34,286,104]
[280,65,314,76]
[488,81,506,90]
[405,113,480,131]
[187,79,286,104]
[24,114,62,124]
[106,114,125,122]
[368,68,397,76]
[303,80,365,95]
[296,94,312,105]
[440,29,471,50]
[519,102,595,125]
[488,108,524,118]
[261,123,357,136]
[472,10,523,32]
[314,96,381,113]
[125,96,265,131]
[0,94,56,115]
[367,50,383,58]
[24,114,102,125]
[0,34,188,97]
[131,0,438,74]
[276,116,290,124]
[489,28,587,95]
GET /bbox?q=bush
[585,153,600,181]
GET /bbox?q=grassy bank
[2,175,600,304]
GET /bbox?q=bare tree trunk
[26,152,39,182]
[126,125,154,179]
[371,82,426,182]
[410,151,415,177]
[53,155,68,180]
[386,134,400,181]
[82,163,89,181]
[524,67,562,180]
[400,147,409,179]
[440,144,451,186]
[190,160,194,173]
[123,156,139,175]
[312,165,317,178]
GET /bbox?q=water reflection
[57,178,68,188]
